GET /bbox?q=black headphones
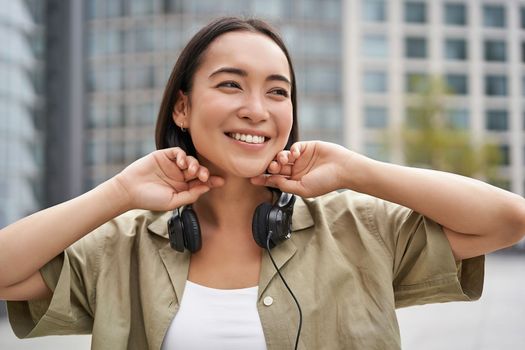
[167,191,296,252]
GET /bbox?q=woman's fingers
[180,155,205,181]
[161,147,225,194]
[170,185,210,207]
[197,166,210,182]
[188,176,224,190]
[268,163,293,176]
[185,156,199,175]
[169,175,225,208]
[277,151,290,165]
[290,142,303,159]
[250,175,305,196]
[207,175,225,188]
[268,143,305,174]
[166,147,187,168]
[267,160,281,174]
[170,152,210,183]
[268,152,296,175]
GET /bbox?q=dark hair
[155,17,299,154]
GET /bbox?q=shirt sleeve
[370,197,484,308]
[6,228,104,338]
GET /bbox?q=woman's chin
[230,163,269,179]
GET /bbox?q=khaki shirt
[7,191,484,349]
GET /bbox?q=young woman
[1,17,524,350]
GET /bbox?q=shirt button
[263,296,274,306]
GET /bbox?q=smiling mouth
[227,132,268,144]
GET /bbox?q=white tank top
[161,280,267,350]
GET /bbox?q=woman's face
[175,31,293,178]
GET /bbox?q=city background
[1,0,524,349]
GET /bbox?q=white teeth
[229,133,266,144]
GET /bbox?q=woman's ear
[172,90,189,127]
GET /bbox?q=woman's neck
[192,176,273,231]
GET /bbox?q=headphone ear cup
[168,210,185,252]
[252,202,273,249]
[181,207,201,253]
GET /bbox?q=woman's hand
[250,141,353,197]
[114,148,224,211]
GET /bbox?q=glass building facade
[84,0,343,190]
[346,0,525,196]
[7,0,525,210]
[0,0,44,228]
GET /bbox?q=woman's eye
[217,81,241,89]
[269,88,289,98]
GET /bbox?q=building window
[297,0,340,20]
[303,66,340,94]
[363,71,387,93]
[88,0,107,18]
[499,144,510,166]
[107,103,125,127]
[126,102,156,126]
[521,7,525,29]
[486,110,508,130]
[362,0,386,22]
[445,39,467,60]
[521,43,525,63]
[300,29,341,56]
[364,106,388,128]
[446,74,468,95]
[405,2,426,23]
[124,64,155,90]
[484,40,506,62]
[405,37,427,58]
[362,35,388,58]
[129,0,154,15]
[444,3,466,25]
[126,27,154,53]
[88,104,105,128]
[107,0,124,17]
[166,0,183,13]
[86,140,105,165]
[485,75,507,96]
[446,109,469,129]
[483,5,505,28]
[89,65,123,92]
[107,139,126,163]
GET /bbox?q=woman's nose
[237,94,269,123]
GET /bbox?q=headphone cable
[266,232,303,350]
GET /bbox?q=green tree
[401,75,501,180]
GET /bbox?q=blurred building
[8,0,525,204]
[0,0,45,227]
[344,0,525,195]
[74,0,342,194]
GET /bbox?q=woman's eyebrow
[209,67,291,86]
[267,74,291,86]
[209,67,247,78]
